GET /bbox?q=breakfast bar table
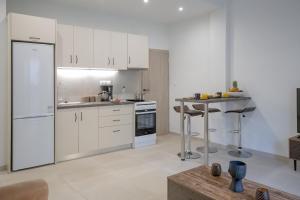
[175,97,251,165]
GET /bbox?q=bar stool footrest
[228,149,252,158]
[177,152,201,159]
[196,146,218,154]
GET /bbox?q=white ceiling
[50,0,225,24]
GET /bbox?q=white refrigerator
[12,42,54,171]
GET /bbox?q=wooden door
[74,26,93,68]
[56,109,79,161]
[78,107,99,153]
[128,34,149,69]
[111,32,128,70]
[57,24,74,67]
[94,29,111,69]
[142,49,169,135]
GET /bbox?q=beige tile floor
[0,133,300,200]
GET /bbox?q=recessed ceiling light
[178,7,184,12]
[144,0,149,3]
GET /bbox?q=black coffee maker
[99,84,113,101]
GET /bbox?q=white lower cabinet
[56,109,79,161]
[100,125,133,149]
[78,107,99,154]
[99,105,134,149]
[56,107,98,161]
[56,105,134,162]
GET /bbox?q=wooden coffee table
[167,166,300,200]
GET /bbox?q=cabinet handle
[75,113,77,122]
[29,36,40,40]
[113,130,120,133]
[70,55,73,64]
[108,57,111,65]
[113,119,120,122]
[81,112,83,121]
[75,55,78,64]
[113,109,120,112]
[128,56,131,64]
[113,58,115,66]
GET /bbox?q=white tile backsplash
[57,69,142,102]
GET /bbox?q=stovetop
[126,99,145,102]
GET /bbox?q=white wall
[7,0,169,50]
[0,0,6,168]
[228,0,300,156]
[169,9,229,145]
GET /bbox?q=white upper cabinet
[94,29,112,69]
[57,23,148,69]
[128,34,149,69]
[74,26,94,68]
[57,24,74,67]
[94,30,127,70]
[9,13,56,44]
[111,32,128,70]
[57,24,93,67]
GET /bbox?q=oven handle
[136,111,156,115]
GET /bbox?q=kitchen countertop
[57,101,135,109]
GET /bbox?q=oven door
[135,110,156,137]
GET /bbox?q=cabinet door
[10,13,56,44]
[128,34,149,69]
[56,109,79,161]
[94,29,111,69]
[57,24,74,67]
[111,32,127,70]
[74,26,94,68]
[100,125,133,149]
[78,107,99,153]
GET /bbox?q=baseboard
[0,165,7,172]
[167,132,289,161]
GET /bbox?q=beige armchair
[0,179,48,200]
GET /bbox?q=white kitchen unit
[128,34,149,69]
[99,105,134,149]
[57,24,93,67]
[56,107,98,161]
[8,13,56,43]
[94,30,127,70]
[56,104,134,162]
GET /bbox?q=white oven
[128,101,157,148]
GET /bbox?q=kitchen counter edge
[57,102,135,109]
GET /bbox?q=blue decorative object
[228,161,247,193]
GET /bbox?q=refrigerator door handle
[14,114,54,120]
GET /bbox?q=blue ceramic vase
[228,161,247,193]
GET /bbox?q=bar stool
[192,104,221,153]
[225,107,256,158]
[174,106,204,159]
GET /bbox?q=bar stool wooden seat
[174,106,203,159]
[225,107,256,158]
[192,104,221,153]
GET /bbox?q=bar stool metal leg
[196,115,218,154]
[228,114,252,158]
[186,115,201,159]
